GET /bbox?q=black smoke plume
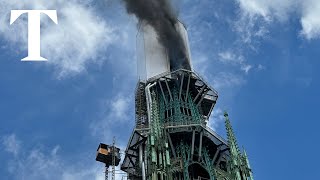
[122,0,191,71]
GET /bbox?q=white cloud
[212,72,246,90]
[218,51,239,63]
[192,52,210,75]
[1,134,21,156]
[237,0,320,40]
[234,7,269,46]
[0,0,117,77]
[218,51,252,74]
[208,108,225,131]
[1,134,127,180]
[241,64,252,74]
[90,93,134,142]
[110,95,131,120]
[300,0,320,39]
[257,64,266,71]
[237,0,294,21]
[237,0,270,19]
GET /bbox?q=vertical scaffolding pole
[198,131,203,161]
[112,137,116,180]
[105,166,109,180]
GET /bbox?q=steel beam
[193,85,206,103]
[158,81,168,105]
[167,132,177,158]
[196,89,209,107]
[198,131,203,161]
[216,154,223,168]
[164,78,173,101]
[185,74,191,102]
[207,102,216,120]
[191,130,195,156]
[212,145,221,164]
[127,153,138,158]
[128,155,135,167]
[139,145,143,165]
[128,138,146,151]
[179,73,184,101]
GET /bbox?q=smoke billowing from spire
[123,0,191,71]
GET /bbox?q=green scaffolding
[159,87,202,126]
[143,85,253,180]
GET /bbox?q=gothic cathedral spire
[225,112,254,180]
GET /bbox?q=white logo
[10,10,58,61]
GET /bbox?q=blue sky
[0,0,320,179]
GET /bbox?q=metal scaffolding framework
[121,69,254,180]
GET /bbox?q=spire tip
[224,111,229,117]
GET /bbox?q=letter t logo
[10,10,58,61]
